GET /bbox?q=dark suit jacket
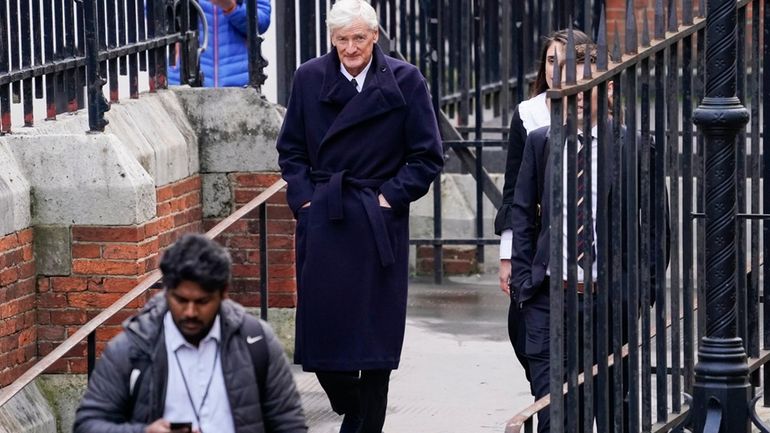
[510,122,669,305]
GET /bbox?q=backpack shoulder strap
[240,316,270,408]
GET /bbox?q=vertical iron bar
[611,72,623,433]
[84,0,107,132]
[87,331,96,378]
[761,1,770,404]
[0,0,9,132]
[9,0,20,115]
[667,38,682,413]
[473,0,484,264]
[429,0,443,285]
[408,0,416,64]
[276,0,296,105]
[399,0,407,55]
[681,31,696,395]
[65,0,77,112]
[259,203,268,321]
[639,51,653,433]
[127,0,139,98]
[653,37,669,425]
[595,16,610,433]
[299,0,316,62]
[138,0,147,71]
[500,0,511,130]
[54,0,66,114]
[747,0,760,360]
[32,0,42,100]
[43,0,56,120]
[735,4,748,358]
[695,26,706,348]
[146,0,158,91]
[319,0,328,55]
[565,90,579,433]
[107,0,119,102]
[548,87,565,433]
[117,0,126,75]
[246,0,267,89]
[21,0,33,126]
[459,0,470,132]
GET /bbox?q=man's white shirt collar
[340,57,373,92]
[164,311,221,352]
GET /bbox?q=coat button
[380,66,387,72]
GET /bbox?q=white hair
[327,0,379,32]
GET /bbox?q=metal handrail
[0,178,287,408]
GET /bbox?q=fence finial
[655,0,665,39]
[566,22,576,85]
[612,23,622,63]
[667,0,678,32]
[597,5,608,71]
[625,0,638,54]
[642,7,651,47]
[553,49,561,89]
[683,0,693,25]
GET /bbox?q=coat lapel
[319,45,407,147]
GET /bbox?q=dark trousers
[508,293,533,394]
[524,280,629,433]
[316,369,391,433]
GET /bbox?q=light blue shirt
[163,312,235,433]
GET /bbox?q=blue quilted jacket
[169,0,271,87]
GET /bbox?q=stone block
[0,381,56,433]
[37,374,87,433]
[172,87,284,173]
[0,139,32,237]
[5,134,155,226]
[34,226,71,276]
[202,173,233,218]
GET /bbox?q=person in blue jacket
[169,0,271,87]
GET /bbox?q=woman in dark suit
[494,28,593,394]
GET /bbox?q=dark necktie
[576,134,595,271]
[350,77,358,92]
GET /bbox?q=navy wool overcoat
[276,45,443,371]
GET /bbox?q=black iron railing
[0,0,267,133]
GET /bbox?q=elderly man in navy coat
[276,0,443,431]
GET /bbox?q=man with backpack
[74,234,307,433]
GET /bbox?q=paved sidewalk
[292,274,535,433]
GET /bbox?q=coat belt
[311,170,395,267]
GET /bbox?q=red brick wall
[37,175,203,374]
[416,246,480,276]
[204,173,297,309]
[605,0,704,50]
[0,229,36,386]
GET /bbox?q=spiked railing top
[625,0,638,54]
[667,0,678,32]
[612,23,622,63]
[655,0,665,39]
[597,6,608,71]
[553,49,561,89]
[566,24,577,85]
[642,11,651,47]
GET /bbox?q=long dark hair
[530,29,594,97]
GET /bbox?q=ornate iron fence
[0,0,267,133]
[504,0,768,431]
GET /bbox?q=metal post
[275,0,296,105]
[87,331,96,378]
[259,203,269,321]
[83,0,109,132]
[691,0,751,428]
[428,0,443,284]
[245,0,268,90]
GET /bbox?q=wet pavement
[292,274,535,433]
